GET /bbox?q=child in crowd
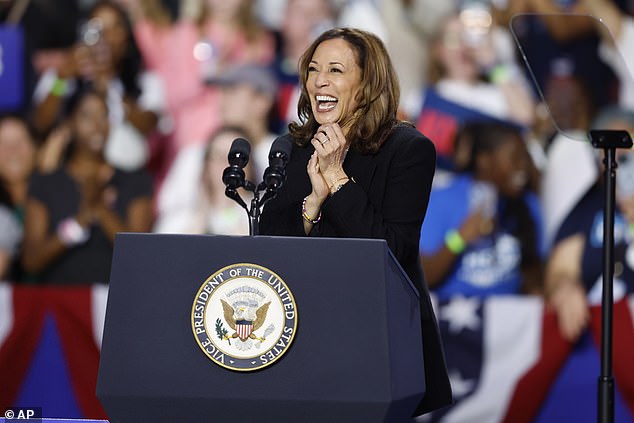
[420,121,545,300]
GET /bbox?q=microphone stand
[589,129,632,423]
[224,174,285,237]
[224,181,261,236]
[248,187,262,236]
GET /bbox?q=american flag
[419,295,634,422]
[0,283,108,419]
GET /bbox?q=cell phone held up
[469,181,497,218]
[75,17,111,82]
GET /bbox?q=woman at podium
[259,27,452,415]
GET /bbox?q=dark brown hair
[289,27,401,154]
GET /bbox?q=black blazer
[259,124,452,415]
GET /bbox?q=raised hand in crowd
[36,123,71,173]
[546,234,591,341]
[32,0,161,173]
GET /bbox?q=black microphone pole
[248,193,261,236]
[590,129,632,423]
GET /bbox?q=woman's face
[306,38,362,129]
[91,5,128,64]
[73,94,109,156]
[482,134,529,197]
[435,17,479,81]
[0,119,35,184]
[220,83,271,126]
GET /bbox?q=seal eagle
[221,299,271,341]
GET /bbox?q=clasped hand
[77,165,115,226]
[307,123,349,201]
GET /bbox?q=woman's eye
[308,66,317,72]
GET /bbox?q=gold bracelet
[301,196,321,224]
[328,177,349,195]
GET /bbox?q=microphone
[262,137,292,190]
[227,137,250,168]
[268,137,292,169]
[222,138,251,190]
[222,136,291,236]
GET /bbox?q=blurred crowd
[1,0,634,341]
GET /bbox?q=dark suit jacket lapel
[344,150,378,194]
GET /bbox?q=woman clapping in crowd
[21,88,154,284]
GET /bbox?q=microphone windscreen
[228,138,251,167]
[269,137,292,161]
[230,137,251,156]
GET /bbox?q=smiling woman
[258,27,452,416]
[307,37,361,126]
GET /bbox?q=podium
[97,233,426,422]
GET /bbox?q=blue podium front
[97,234,425,423]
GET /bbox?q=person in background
[31,0,163,172]
[0,183,22,281]
[129,0,275,164]
[417,7,536,162]
[21,88,154,284]
[377,0,456,120]
[154,64,278,233]
[420,121,545,300]
[258,27,451,415]
[581,0,634,109]
[0,115,37,222]
[500,0,627,111]
[0,115,37,281]
[0,0,82,116]
[211,64,279,177]
[538,62,599,248]
[545,106,634,341]
[153,125,252,235]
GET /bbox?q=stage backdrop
[0,283,632,422]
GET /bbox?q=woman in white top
[153,125,252,236]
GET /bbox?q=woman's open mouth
[316,95,338,112]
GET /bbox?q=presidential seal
[191,263,298,371]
